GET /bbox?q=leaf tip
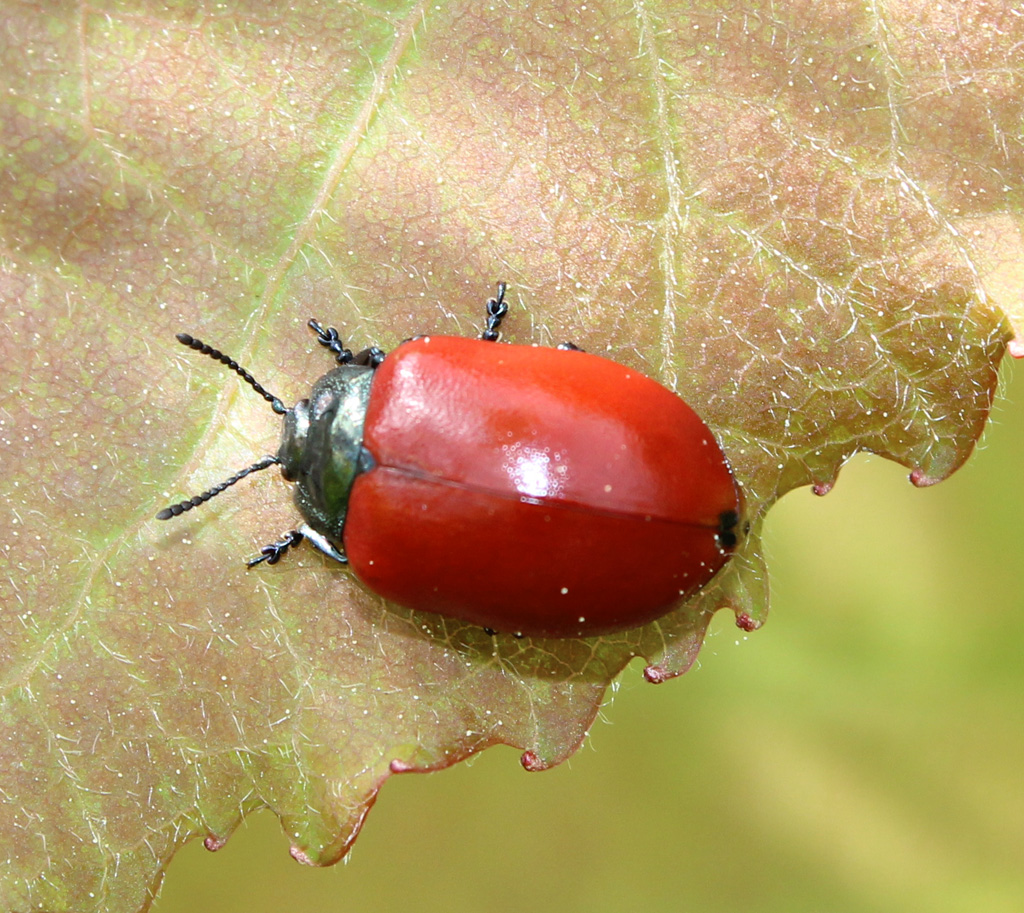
[520,750,552,772]
[289,845,318,866]
[203,833,228,852]
[642,664,677,684]
[734,612,760,632]
[909,468,943,488]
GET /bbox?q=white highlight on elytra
[502,443,569,498]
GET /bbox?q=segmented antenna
[157,332,289,522]
[174,333,286,414]
[156,455,280,520]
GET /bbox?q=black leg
[481,627,526,639]
[480,282,509,341]
[351,346,386,368]
[308,320,386,367]
[716,510,740,550]
[247,529,304,567]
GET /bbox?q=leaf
[0,2,1021,910]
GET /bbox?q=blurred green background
[154,364,1023,913]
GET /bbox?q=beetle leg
[309,320,386,368]
[297,524,349,565]
[480,281,509,341]
[307,319,357,365]
[351,346,387,368]
[247,529,304,567]
[247,525,349,567]
[481,627,525,639]
[716,509,740,550]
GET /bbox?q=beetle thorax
[276,365,376,543]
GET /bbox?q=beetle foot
[308,319,356,364]
[247,530,304,567]
[308,320,387,368]
[480,281,509,341]
[480,627,525,639]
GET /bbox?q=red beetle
[158,284,742,637]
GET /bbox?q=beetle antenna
[156,455,280,520]
[174,333,287,415]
